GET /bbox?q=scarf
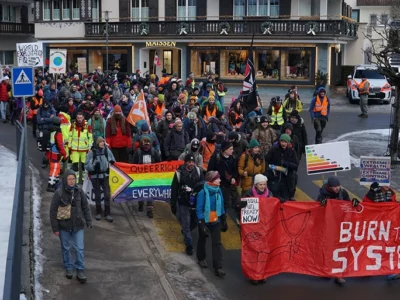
[203,183,223,223]
[91,116,104,135]
[110,114,126,135]
[273,104,281,114]
[252,186,270,198]
[368,189,392,202]
[251,153,263,167]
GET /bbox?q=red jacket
[47,130,67,161]
[0,82,9,102]
[362,188,397,203]
[105,118,132,149]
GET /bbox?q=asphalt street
[0,94,399,300]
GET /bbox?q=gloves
[171,205,177,215]
[198,219,210,237]
[109,160,115,165]
[352,198,360,207]
[220,214,228,232]
[320,198,327,206]
[62,156,68,163]
[239,200,248,209]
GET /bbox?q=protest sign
[241,198,259,224]
[49,49,67,74]
[360,156,391,186]
[241,198,400,280]
[77,57,87,73]
[17,42,44,67]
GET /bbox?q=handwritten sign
[77,57,87,73]
[241,197,259,224]
[16,42,44,67]
[359,156,391,186]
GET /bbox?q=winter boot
[185,245,194,256]
[65,269,73,279]
[198,260,208,268]
[47,184,56,193]
[215,268,226,278]
[95,204,102,221]
[147,210,153,218]
[76,270,87,283]
[104,215,114,222]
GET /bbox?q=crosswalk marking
[221,215,241,250]
[313,180,361,201]
[294,187,313,202]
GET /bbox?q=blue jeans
[176,204,192,246]
[59,229,85,271]
[0,101,8,120]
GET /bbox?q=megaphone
[269,164,288,176]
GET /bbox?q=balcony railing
[85,19,358,39]
[356,0,395,5]
[0,22,34,34]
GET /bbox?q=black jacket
[170,164,204,206]
[50,169,92,232]
[132,147,161,164]
[164,127,190,158]
[265,144,298,180]
[317,184,350,203]
[207,151,239,186]
[292,119,308,154]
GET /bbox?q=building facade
[345,0,394,66]
[0,0,36,66]
[34,0,357,85]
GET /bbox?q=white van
[347,65,392,104]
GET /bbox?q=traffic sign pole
[23,96,28,164]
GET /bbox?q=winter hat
[175,118,183,125]
[149,83,155,89]
[206,131,216,142]
[191,138,200,149]
[113,105,122,113]
[141,122,150,132]
[290,110,300,119]
[216,110,224,119]
[96,137,105,146]
[178,93,186,101]
[221,141,233,152]
[184,153,195,163]
[254,174,268,185]
[193,86,200,92]
[284,123,294,131]
[208,96,215,102]
[158,94,165,102]
[205,171,220,183]
[260,116,268,124]
[92,107,100,114]
[370,182,380,191]
[327,176,341,188]
[186,79,192,86]
[228,131,239,142]
[187,112,196,120]
[209,91,216,98]
[206,83,213,88]
[140,136,151,145]
[279,134,291,143]
[191,107,199,114]
[190,95,197,102]
[248,139,260,149]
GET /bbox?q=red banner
[241,198,400,280]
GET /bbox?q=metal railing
[3,121,27,300]
[0,22,34,35]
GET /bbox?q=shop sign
[225,46,244,50]
[255,46,276,50]
[192,46,218,50]
[146,41,176,47]
[287,47,306,51]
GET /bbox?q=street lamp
[104,10,110,74]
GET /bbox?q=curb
[120,202,178,300]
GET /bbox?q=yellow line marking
[313,180,361,201]
[294,187,313,202]
[221,214,242,250]
[152,201,185,252]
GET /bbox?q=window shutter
[197,0,206,20]
[119,0,130,20]
[165,0,176,20]
[279,0,291,18]
[219,0,233,20]
[148,0,158,20]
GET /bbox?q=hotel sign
[146,42,176,47]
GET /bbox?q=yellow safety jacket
[68,121,93,152]
[270,105,284,126]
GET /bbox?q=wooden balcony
[0,22,34,35]
[85,19,358,39]
[356,0,395,5]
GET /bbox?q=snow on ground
[31,166,44,300]
[328,129,395,167]
[0,146,18,296]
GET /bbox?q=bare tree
[364,6,400,163]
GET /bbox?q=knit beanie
[279,134,291,143]
[158,94,165,102]
[284,123,294,131]
[216,110,224,119]
[141,122,150,132]
[248,139,260,149]
[260,116,269,124]
[254,174,268,185]
[228,131,239,142]
[327,176,341,187]
[113,105,122,113]
[221,141,233,152]
[175,118,183,125]
[205,171,220,182]
[96,137,105,146]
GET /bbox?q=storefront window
[220,50,247,78]
[254,49,280,80]
[190,49,219,77]
[67,49,87,73]
[280,49,311,81]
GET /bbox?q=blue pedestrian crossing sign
[12,67,34,97]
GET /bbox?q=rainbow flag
[109,161,184,203]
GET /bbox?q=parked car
[347,64,392,104]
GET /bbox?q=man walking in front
[309,87,330,144]
[356,74,370,118]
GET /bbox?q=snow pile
[31,166,44,300]
[0,146,18,296]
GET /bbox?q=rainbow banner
[109,161,183,203]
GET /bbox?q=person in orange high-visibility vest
[309,87,330,144]
[355,74,370,118]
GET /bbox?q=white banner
[49,49,67,74]
[16,42,44,67]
